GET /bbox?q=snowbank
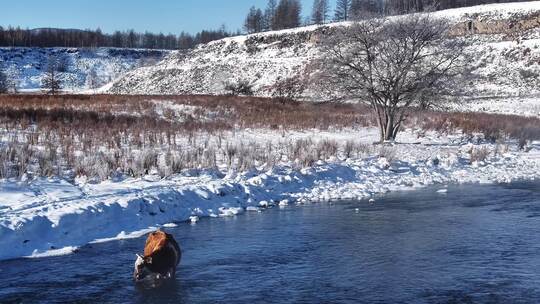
[1,131,539,261]
[0,47,169,92]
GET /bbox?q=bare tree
[41,56,62,94]
[317,14,466,142]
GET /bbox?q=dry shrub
[414,110,540,145]
[315,139,339,160]
[344,141,373,159]
[224,80,254,96]
[470,146,491,163]
[377,146,397,163]
[0,94,369,132]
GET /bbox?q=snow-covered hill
[0,48,170,92]
[107,1,540,116]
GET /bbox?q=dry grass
[412,110,540,148]
[0,94,369,131]
[0,94,371,180]
[469,146,491,163]
[0,94,538,180]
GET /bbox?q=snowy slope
[0,127,539,261]
[433,1,540,21]
[107,2,540,116]
[106,35,319,96]
[0,48,170,92]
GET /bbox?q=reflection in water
[135,280,188,303]
[1,181,540,303]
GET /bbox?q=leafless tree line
[0,26,239,50]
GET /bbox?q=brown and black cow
[134,230,182,282]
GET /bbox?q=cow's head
[133,253,153,281]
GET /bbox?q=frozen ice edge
[1,152,539,261]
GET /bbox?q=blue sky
[0,0,325,34]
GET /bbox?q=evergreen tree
[255,8,265,32]
[288,0,302,28]
[312,0,330,24]
[0,27,233,50]
[41,56,62,94]
[312,0,323,24]
[178,31,195,49]
[363,0,381,15]
[5,66,19,93]
[127,30,138,48]
[384,0,426,14]
[264,0,278,30]
[350,0,363,19]
[334,0,352,21]
[245,6,265,33]
[0,63,7,94]
[274,0,290,30]
[86,68,99,91]
[275,0,302,30]
[351,0,380,19]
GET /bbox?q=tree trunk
[372,104,385,143]
[384,112,394,142]
[371,104,402,143]
[374,109,401,143]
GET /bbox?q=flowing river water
[1,181,540,303]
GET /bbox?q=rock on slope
[107,2,540,115]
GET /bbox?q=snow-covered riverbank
[1,128,539,261]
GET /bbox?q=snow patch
[26,246,79,259]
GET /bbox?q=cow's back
[168,234,182,265]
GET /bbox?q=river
[1,182,540,303]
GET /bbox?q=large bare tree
[317,14,465,142]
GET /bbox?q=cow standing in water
[134,230,182,282]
